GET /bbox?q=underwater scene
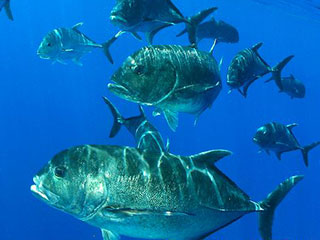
[1,0,320,239]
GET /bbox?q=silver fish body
[37,23,103,65]
[108,45,222,131]
[31,145,303,240]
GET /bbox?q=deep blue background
[1,0,319,239]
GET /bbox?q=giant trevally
[108,45,222,131]
[31,144,303,240]
[37,22,114,65]
[177,16,239,44]
[227,42,294,97]
[103,96,167,153]
[110,0,188,44]
[267,74,306,99]
[253,122,320,166]
[0,0,13,20]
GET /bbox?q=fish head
[109,51,177,105]
[37,30,62,60]
[31,145,107,219]
[226,58,244,88]
[110,0,144,29]
[253,125,273,147]
[290,80,306,98]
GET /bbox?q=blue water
[1,0,319,239]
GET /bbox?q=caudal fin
[102,31,124,64]
[177,7,218,47]
[102,97,124,138]
[4,1,13,21]
[301,141,320,167]
[258,175,304,240]
[267,55,294,90]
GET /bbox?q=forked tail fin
[102,97,124,138]
[177,7,218,47]
[258,175,304,240]
[301,141,320,167]
[4,1,13,21]
[266,55,294,90]
[102,31,125,64]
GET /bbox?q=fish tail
[102,97,124,138]
[269,55,294,89]
[4,0,13,20]
[301,141,320,167]
[258,175,304,240]
[177,7,218,47]
[102,31,125,64]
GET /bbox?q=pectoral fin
[101,229,119,240]
[72,22,84,30]
[72,57,83,66]
[163,110,179,132]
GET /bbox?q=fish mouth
[252,137,259,143]
[30,176,60,204]
[110,15,128,26]
[108,83,135,101]
[37,51,50,60]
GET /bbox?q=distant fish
[110,0,189,44]
[227,42,294,97]
[37,23,113,65]
[31,144,303,240]
[108,45,222,131]
[103,96,167,153]
[267,74,306,99]
[0,0,13,20]
[253,122,320,166]
[177,16,239,44]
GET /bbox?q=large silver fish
[37,23,112,65]
[31,144,303,240]
[108,45,222,131]
[0,0,13,20]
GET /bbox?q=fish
[227,42,294,97]
[253,122,320,166]
[267,74,306,99]
[31,144,303,240]
[37,22,113,65]
[0,0,13,20]
[103,96,168,153]
[108,45,222,131]
[177,16,239,44]
[109,0,188,44]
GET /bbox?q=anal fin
[101,229,119,240]
[4,1,13,20]
[163,109,179,132]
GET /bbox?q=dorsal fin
[286,123,298,131]
[190,150,232,165]
[72,22,84,30]
[252,42,263,52]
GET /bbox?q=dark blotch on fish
[253,122,320,166]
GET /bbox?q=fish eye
[132,64,144,75]
[47,43,52,47]
[54,166,67,178]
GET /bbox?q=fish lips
[30,176,60,204]
[108,83,138,103]
[110,14,129,27]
